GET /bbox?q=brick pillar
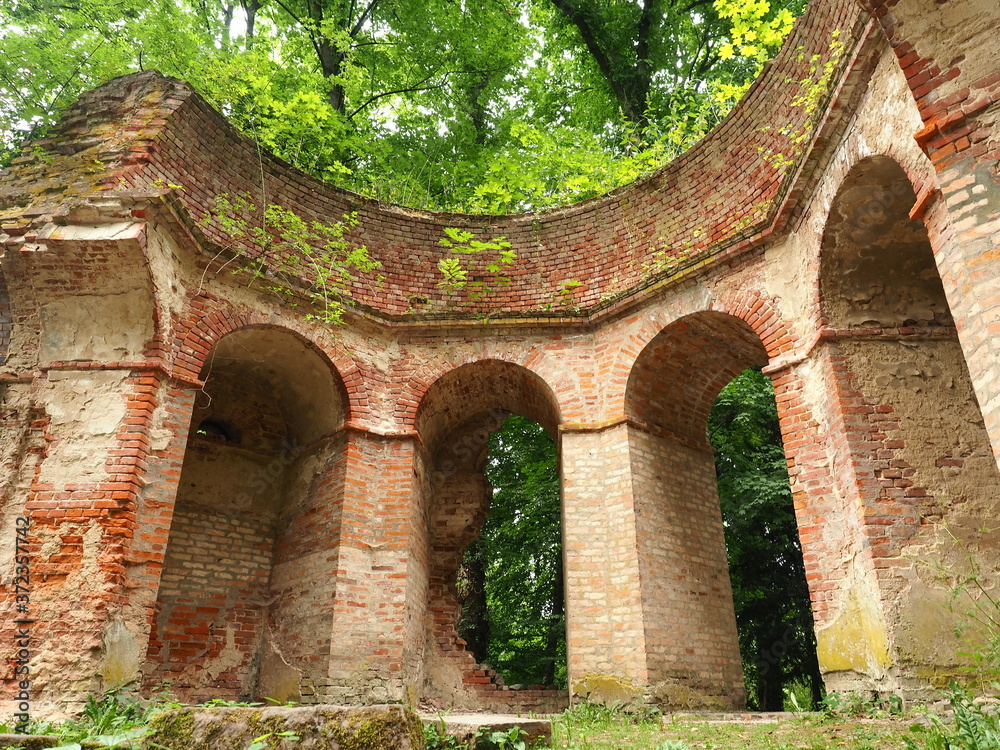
[627,424,744,710]
[862,0,1000,469]
[770,354,894,696]
[262,430,350,704]
[561,422,745,709]
[121,381,197,698]
[421,471,492,708]
[776,329,1000,699]
[324,429,422,705]
[0,367,160,714]
[560,425,648,703]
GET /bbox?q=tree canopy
[2,0,804,212]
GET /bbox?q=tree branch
[350,0,381,38]
[346,72,450,120]
[546,0,638,121]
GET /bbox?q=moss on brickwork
[141,705,423,750]
[571,674,644,705]
[0,736,63,750]
[142,709,196,749]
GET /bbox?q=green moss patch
[141,705,423,750]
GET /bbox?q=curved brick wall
[0,0,865,322]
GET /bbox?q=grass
[551,710,919,750]
[3,693,990,750]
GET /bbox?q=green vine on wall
[207,192,382,325]
[760,29,846,171]
[437,226,516,303]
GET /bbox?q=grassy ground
[550,712,920,750]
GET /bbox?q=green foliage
[423,720,465,750]
[437,227,516,303]
[477,725,534,750]
[820,691,903,719]
[905,685,1000,750]
[561,699,662,729]
[458,415,565,688]
[29,693,159,749]
[11,691,306,749]
[1,0,806,212]
[938,535,1000,681]
[209,193,380,324]
[708,367,822,710]
[760,29,846,170]
[716,0,796,62]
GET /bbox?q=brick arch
[806,120,935,243]
[398,351,570,435]
[608,288,795,426]
[819,154,951,330]
[172,302,367,424]
[624,310,772,445]
[415,358,562,457]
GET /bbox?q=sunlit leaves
[716,0,796,62]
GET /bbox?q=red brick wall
[0,269,10,364]
[145,487,275,700]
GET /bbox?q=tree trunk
[759,657,785,711]
[242,0,263,41]
[459,555,490,663]
[541,544,565,686]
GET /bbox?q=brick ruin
[0,0,999,717]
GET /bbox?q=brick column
[323,429,422,705]
[769,354,894,696]
[627,424,744,710]
[421,471,492,708]
[775,328,1000,699]
[0,367,163,714]
[560,425,648,703]
[561,421,745,709]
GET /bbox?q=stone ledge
[143,704,423,749]
[0,736,62,750]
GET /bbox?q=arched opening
[708,367,823,710]
[458,414,565,689]
[144,326,348,703]
[415,360,566,711]
[816,156,1000,694]
[624,311,818,710]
